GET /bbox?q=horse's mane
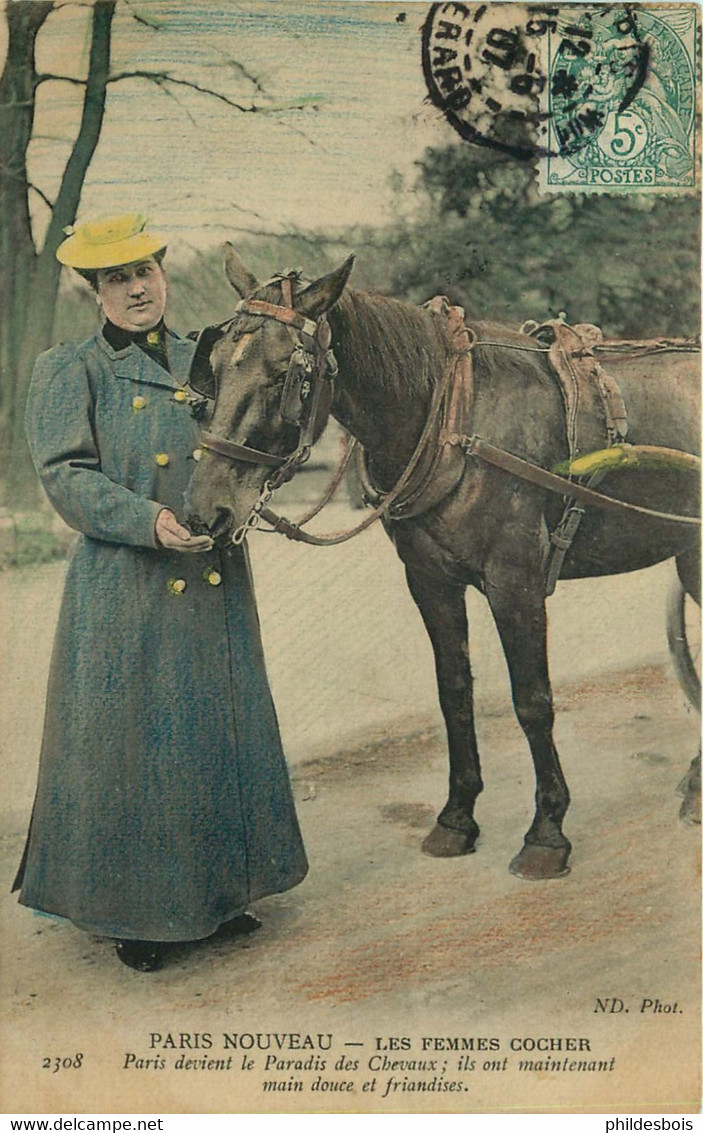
[471,318,556,389]
[330,292,556,400]
[235,279,553,398]
[331,288,455,400]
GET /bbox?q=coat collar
[97,328,196,391]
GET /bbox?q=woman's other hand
[155,508,214,552]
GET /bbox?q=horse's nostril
[212,506,235,539]
[187,515,210,536]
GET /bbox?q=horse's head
[185,244,354,542]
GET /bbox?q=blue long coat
[15,328,307,941]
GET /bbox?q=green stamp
[544,5,698,191]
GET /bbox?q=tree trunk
[0,0,115,508]
[0,2,52,506]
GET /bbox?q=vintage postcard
[1,0,700,1118]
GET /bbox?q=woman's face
[96,257,168,332]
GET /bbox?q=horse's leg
[675,545,701,825]
[405,567,482,857]
[485,580,572,879]
[676,545,701,605]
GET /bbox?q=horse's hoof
[422,823,477,857]
[677,763,701,824]
[509,843,571,880]
[679,790,701,825]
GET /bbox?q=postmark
[421,4,650,160]
[544,6,698,191]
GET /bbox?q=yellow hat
[56,212,168,270]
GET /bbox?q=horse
[185,245,701,880]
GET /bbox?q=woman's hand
[155,508,214,552]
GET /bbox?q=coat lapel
[98,329,196,392]
[166,333,197,386]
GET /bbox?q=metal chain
[232,479,276,545]
[231,446,312,545]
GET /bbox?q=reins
[258,366,454,545]
[238,357,458,546]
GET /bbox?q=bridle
[188,273,339,540]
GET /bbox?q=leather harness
[193,289,701,554]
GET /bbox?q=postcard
[1,0,700,1117]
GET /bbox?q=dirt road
[1,507,700,1114]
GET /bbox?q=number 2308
[42,1054,84,1072]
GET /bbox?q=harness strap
[286,435,359,529]
[257,362,454,545]
[201,434,287,467]
[238,298,317,338]
[356,299,473,520]
[593,337,700,358]
[466,436,701,527]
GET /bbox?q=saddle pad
[528,319,629,455]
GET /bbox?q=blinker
[187,323,228,400]
[281,345,315,426]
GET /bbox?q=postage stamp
[544,5,698,191]
[421,3,699,192]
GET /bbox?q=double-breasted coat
[15,328,308,941]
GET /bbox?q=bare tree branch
[0,158,54,212]
[193,56,266,97]
[219,56,265,96]
[28,180,54,211]
[149,77,199,130]
[107,69,321,115]
[28,132,76,143]
[228,201,271,225]
[123,0,164,31]
[35,73,87,87]
[269,112,324,152]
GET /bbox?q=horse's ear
[296,255,355,318]
[224,243,259,297]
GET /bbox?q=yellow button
[147,330,160,346]
[132,395,147,411]
[168,578,187,595]
[206,570,222,587]
[155,452,169,467]
[192,448,202,462]
[174,389,188,403]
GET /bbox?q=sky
[21,0,456,256]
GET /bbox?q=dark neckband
[102,319,166,350]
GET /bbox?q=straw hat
[56,212,168,270]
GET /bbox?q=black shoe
[228,912,262,935]
[217,912,262,939]
[115,939,163,972]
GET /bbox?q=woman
[13,213,308,972]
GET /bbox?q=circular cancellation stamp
[421,4,698,191]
